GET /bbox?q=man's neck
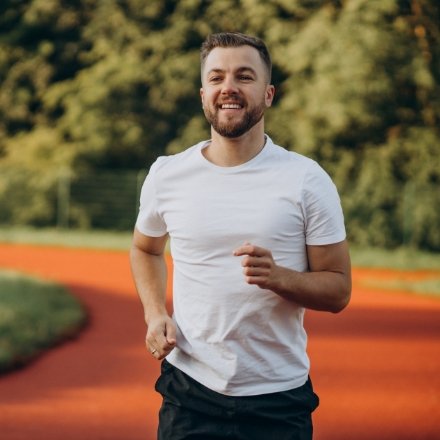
[203,123,266,167]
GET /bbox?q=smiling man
[130,32,351,440]
[201,43,272,141]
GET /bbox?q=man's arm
[233,240,351,313]
[130,228,176,359]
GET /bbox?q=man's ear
[200,87,204,107]
[265,85,275,107]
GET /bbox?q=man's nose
[221,76,239,94]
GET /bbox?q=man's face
[200,46,274,138]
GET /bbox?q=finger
[146,336,158,357]
[233,243,267,257]
[165,320,177,346]
[148,321,177,356]
[233,241,252,256]
[147,340,170,360]
[244,275,268,287]
[155,342,176,360]
[243,266,269,276]
[241,255,270,268]
[156,348,173,361]
[146,333,157,352]
[147,326,168,352]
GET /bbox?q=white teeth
[221,104,241,109]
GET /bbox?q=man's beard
[203,98,266,138]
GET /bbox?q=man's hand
[233,240,351,313]
[146,314,177,360]
[233,242,282,291]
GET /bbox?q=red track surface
[0,244,439,439]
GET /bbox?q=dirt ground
[0,244,439,440]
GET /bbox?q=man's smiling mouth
[220,103,243,109]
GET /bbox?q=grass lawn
[358,276,440,298]
[0,270,87,373]
[349,245,440,270]
[0,226,132,250]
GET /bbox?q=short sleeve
[135,160,168,237]
[302,161,346,246]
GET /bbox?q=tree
[265,0,440,249]
[0,0,438,249]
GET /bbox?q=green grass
[0,226,132,250]
[349,245,440,270]
[0,270,87,373]
[359,277,440,297]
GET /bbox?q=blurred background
[0,0,439,251]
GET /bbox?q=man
[130,32,351,440]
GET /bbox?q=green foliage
[0,0,439,249]
[0,270,86,373]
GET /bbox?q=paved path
[0,244,439,439]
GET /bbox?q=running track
[0,244,439,439]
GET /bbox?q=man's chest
[159,176,305,252]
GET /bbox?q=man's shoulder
[267,139,332,189]
[269,140,317,170]
[150,141,206,174]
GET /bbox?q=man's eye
[209,77,222,82]
[239,75,253,81]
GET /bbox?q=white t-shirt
[136,136,346,396]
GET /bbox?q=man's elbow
[330,286,351,314]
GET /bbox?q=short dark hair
[200,32,272,82]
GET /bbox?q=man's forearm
[130,245,168,324]
[269,266,351,313]
[130,237,176,359]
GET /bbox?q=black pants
[155,360,319,440]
